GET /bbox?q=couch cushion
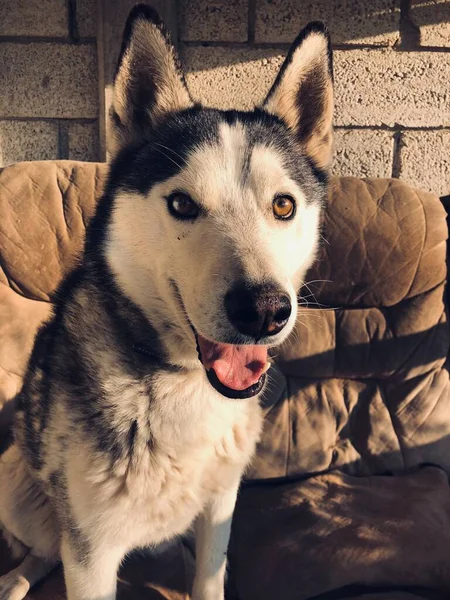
[250,178,449,479]
[0,162,449,600]
[229,466,450,600]
[0,160,106,301]
[0,284,51,442]
[0,163,448,480]
[277,178,448,378]
[0,161,107,444]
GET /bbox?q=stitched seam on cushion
[363,177,390,207]
[379,379,406,470]
[56,171,71,236]
[405,187,428,301]
[399,375,443,441]
[392,313,447,378]
[317,184,444,311]
[315,277,446,313]
[298,279,446,319]
[277,364,445,383]
[0,258,13,289]
[0,256,49,300]
[0,363,24,379]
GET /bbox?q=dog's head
[103,5,333,399]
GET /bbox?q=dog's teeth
[262,362,271,374]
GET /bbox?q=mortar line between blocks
[58,121,69,159]
[247,0,256,43]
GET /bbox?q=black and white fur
[0,5,333,600]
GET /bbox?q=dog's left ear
[109,4,194,157]
[262,22,333,170]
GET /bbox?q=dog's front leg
[192,482,240,600]
[61,533,124,600]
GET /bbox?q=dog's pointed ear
[109,4,194,157]
[262,22,334,170]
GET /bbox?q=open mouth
[195,333,269,400]
[169,279,269,399]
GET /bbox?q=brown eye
[273,195,295,220]
[167,192,200,220]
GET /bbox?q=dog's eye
[273,195,295,220]
[167,193,200,220]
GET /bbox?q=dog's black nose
[225,283,292,340]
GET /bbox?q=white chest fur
[64,366,262,552]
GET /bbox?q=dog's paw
[0,574,30,600]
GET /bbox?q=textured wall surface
[0,0,99,164]
[0,0,449,197]
[180,0,450,196]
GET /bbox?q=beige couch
[1,161,449,599]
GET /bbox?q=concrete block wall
[0,0,99,165]
[1,0,448,197]
[180,0,450,196]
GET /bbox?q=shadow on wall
[180,0,450,56]
[179,1,450,113]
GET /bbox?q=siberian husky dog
[0,5,333,600]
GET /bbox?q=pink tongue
[197,335,268,391]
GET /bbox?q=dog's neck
[85,247,201,372]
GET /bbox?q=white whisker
[153,142,188,167]
[153,145,184,170]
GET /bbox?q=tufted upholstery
[0,161,449,599]
[0,161,104,441]
[250,177,450,480]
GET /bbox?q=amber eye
[273,195,295,220]
[167,192,200,220]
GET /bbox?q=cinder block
[255,0,400,45]
[68,122,100,161]
[183,46,450,128]
[0,120,59,166]
[333,129,394,178]
[0,43,98,119]
[183,47,283,109]
[410,0,450,47]
[334,49,450,127]
[180,0,248,42]
[0,0,68,37]
[76,0,97,38]
[398,130,450,197]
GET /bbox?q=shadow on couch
[1,319,450,600]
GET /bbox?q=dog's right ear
[109,4,194,157]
